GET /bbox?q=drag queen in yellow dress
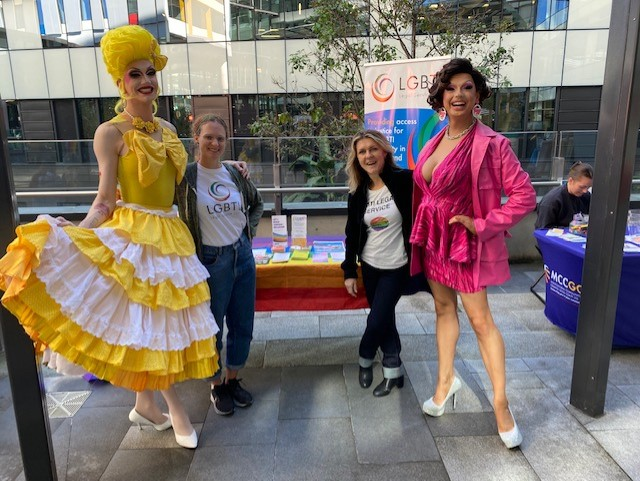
[0,25,218,449]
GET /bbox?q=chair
[530,245,546,305]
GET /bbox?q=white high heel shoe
[422,376,462,417]
[128,409,172,431]
[169,414,198,449]
[498,407,523,449]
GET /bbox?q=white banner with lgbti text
[364,57,450,169]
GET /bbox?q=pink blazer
[410,122,536,288]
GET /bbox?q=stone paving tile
[436,436,538,481]
[245,340,266,368]
[274,418,357,481]
[512,388,631,481]
[343,364,420,419]
[81,381,134,409]
[279,365,350,419]
[264,338,360,366]
[404,360,493,416]
[100,448,194,481]
[174,380,214,424]
[353,461,449,481]
[471,370,545,392]
[0,407,20,455]
[617,384,640,406]
[608,351,640,385]
[231,366,282,402]
[424,411,498,438]
[396,292,435,313]
[464,358,532,374]
[319,314,365,338]
[118,421,201,451]
[489,310,534,332]
[0,454,23,481]
[187,444,275,481]
[200,400,278,446]
[397,334,437,362]
[486,292,548,310]
[415,311,437,334]
[566,385,640,431]
[591,429,640,481]
[511,308,557,331]
[351,413,440,464]
[396,313,427,335]
[253,315,319,340]
[455,331,576,361]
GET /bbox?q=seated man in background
[535,161,594,229]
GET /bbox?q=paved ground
[1,262,640,480]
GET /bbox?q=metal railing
[9,131,640,217]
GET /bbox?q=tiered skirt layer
[0,203,219,391]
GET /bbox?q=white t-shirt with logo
[360,184,407,269]
[196,163,246,246]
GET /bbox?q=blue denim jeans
[202,232,256,380]
[359,262,408,379]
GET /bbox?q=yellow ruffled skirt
[0,202,219,391]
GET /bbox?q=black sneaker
[226,378,253,408]
[211,383,235,416]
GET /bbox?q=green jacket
[176,162,264,261]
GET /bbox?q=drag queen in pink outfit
[410,58,536,449]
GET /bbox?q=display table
[534,229,640,347]
[252,237,368,312]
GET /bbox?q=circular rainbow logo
[370,216,389,231]
[371,74,394,103]
[209,182,230,201]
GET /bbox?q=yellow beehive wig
[100,25,167,86]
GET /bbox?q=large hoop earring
[438,108,447,122]
[473,103,482,120]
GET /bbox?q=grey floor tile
[608,351,640,385]
[511,309,557,332]
[343,364,420,419]
[396,313,427,335]
[100,448,194,481]
[489,310,533,332]
[319,314,365,338]
[231,366,282,402]
[354,461,449,481]
[187,444,275,481]
[82,382,134,409]
[264,338,360,367]
[511,388,631,481]
[568,385,640,431]
[119,423,203,450]
[436,435,538,481]
[396,335,437,362]
[279,366,350,419]
[464,358,532,374]
[396,292,435,313]
[199,400,278,446]
[404,361,493,416]
[0,407,19,454]
[415,312,437,334]
[245,340,266,368]
[0,376,14,412]
[0,454,24,481]
[274,418,357,481]
[456,331,576,361]
[425,411,498,438]
[617,384,640,406]
[486,292,546,310]
[253,315,320,341]
[472,370,545,392]
[591,429,640,481]
[351,414,440,464]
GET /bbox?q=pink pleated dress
[410,125,480,293]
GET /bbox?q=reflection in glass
[496,88,526,132]
[527,87,556,131]
[535,0,568,30]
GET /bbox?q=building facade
[0,0,612,141]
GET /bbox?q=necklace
[123,109,160,134]
[445,119,476,140]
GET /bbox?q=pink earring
[473,103,482,119]
[438,108,447,122]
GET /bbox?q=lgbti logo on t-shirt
[208,182,230,201]
[370,216,389,231]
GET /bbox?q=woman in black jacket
[342,130,414,397]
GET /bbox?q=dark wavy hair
[427,58,492,111]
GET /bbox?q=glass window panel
[99,97,119,121]
[76,98,100,139]
[169,95,192,138]
[232,94,258,136]
[104,0,130,29]
[186,0,225,42]
[228,41,258,93]
[535,0,568,30]
[44,49,74,98]
[6,101,23,139]
[503,0,535,30]
[256,40,286,93]
[527,87,556,131]
[229,3,254,41]
[5,0,43,49]
[0,51,15,99]
[496,88,526,132]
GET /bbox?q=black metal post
[0,99,57,479]
[570,0,640,416]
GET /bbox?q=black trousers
[359,261,409,370]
